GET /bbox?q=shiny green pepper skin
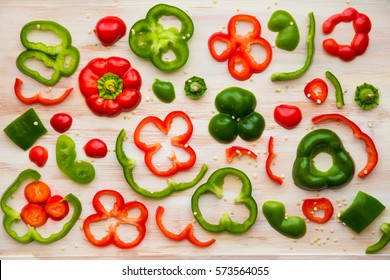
[152,79,176,103]
[268,10,300,51]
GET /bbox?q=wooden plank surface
[0,0,389,259]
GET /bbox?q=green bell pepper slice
[292,129,355,190]
[268,10,300,51]
[116,129,208,199]
[129,4,194,72]
[191,167,258,234]
[1,169,82,244]
[366,222,390,254]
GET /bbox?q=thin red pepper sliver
[265,136,283,185]
[312,113,378,178]
[225,146,258,163]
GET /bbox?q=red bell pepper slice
[208,14,272,81]
[304,78,328,105]
[14,78,72,105]
[312,113,378,178]
[134,111,196,177]
[83,189,148,249]
[265,136,283,185]
[226,146,258,163]
[155,206,215,247]
[302,197,334,224]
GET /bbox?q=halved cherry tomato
[304,78,328,104]
[24,181,51,204]
[83,138,108,158]
[21,203,48,227]
[44,195,70,221]
[273,104,302,129]
[50,113,73,133]
[29,145,49,167]
[302,197,334,224]
[94,16,127,46]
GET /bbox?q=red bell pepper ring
[265,136,283,185]
[302,197,334,224]
[134,111,196,177]
[14,78,72,105]
[312,113,378,178]
[304,78,328,105]
[226,146,258,163]
[155,206,215,247]
[208,14,272,81]
[322,7,372,61]
[83,189,148,249]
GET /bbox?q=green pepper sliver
[354,83,380,110]
[366,222,390,254]
[191,167,258,234]
[116,129,208,199]
[326,71,344,108]
[1,169,82,244]
[184,76,207,99]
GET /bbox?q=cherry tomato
[83,138,108,158]
[21,203,48,227]
[29,145,48,167]
[50,113,73,133]
[94,16,127,46]
[304,78,328,104]
[273,104,302,129]
[44,195,70,221]
[24,181,51,205]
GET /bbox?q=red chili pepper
[14,78,72,105]
[225,146,258,163]
[134,111,196,177]
[265,136,283,185]
[155,206,215,247]
[83,189,148,249]
[302,197,334,224]
[304,78,328,105]
[208,14,272,81]
[312,113,378,178]
[322,7,371,61]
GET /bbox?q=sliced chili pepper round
[302,197,334,224]
[304,78,328,105]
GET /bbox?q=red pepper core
[302,197,334,224]
[265,136,283,185]
[225,146,258,163]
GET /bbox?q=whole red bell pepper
[78,56,142,117]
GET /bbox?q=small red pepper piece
[312,113,378,178]
[83,189,148,249]
[265,136,283,185]
[155,206,215,247]
[225,146,258,163]
[302,197,334,224]
[304,78,328,105]
[14,78,72,105]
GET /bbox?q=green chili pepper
[271,12,315,81]
[116,129,208,199]
[262,200,306,239]
[326,71,345,108]
[292,129,355,190]
[1,169,82,244]
[191,167,257,234]
[339,191,385,233]
[3,108,47,151]
[354,83,379,110]
[56,135,95,184]
[268,10,300,51]
[129,4,194,72]
[366,222,390,254]
[152,79,176,103]
[184,76,207,99]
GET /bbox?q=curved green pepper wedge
[268,10,300,51]
[262,201,306,239]
[292,129,355,190]
[56,135,95,184]
[129,4,194,72]
[366,222,390,254]
[116,129,208,199]
[191,167,258,234]
[1,169,82,244]
[152,79,176,103]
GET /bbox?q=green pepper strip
[191,167,258,234]
[271,12,315,81]
[116,129,208,199]
[1,169,82,244]
[366,222,390,254]
[325,71,344,108]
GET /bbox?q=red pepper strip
[265,136,283,185]
[155,206,215,247]
[134,111,196,177]
[14,78,72,105]
[83,189,148,249]
[312,114,378,178]
[302,197,334,224]
[226,146,258,163]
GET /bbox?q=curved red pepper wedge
[83,189,148,249]
[302,197,334,224]
[155,206,215,247]
[226,146,258,163]
[134,111,196,177]
[265,136,283,185]
[208,14,272,81]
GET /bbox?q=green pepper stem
[97,72,123,100]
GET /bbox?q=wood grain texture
[0,0,389,259]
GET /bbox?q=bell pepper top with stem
[152,79,176,103]
[1,169,82,244]
[354,83,379,110]
[184,76,207,99]
[366,222,390,254]
[268,10,300,51]
[129,4,194,72]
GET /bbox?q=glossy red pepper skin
[265,136,283,185]
[225,146,257,163]
[29,146,49,167]
[208,14,272,81]
[304,78,328,105]
[83,138,108,158]
[94,16,126,46]
[273,104,302,129]
[302,197,334,224]
[50,113,73,133]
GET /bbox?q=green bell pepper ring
[56,135,95,184]
[268,10,300,51]
[191,167,258,234]
[262,201,306,239]
[292,129,355,190]
[366,222,390,254]
[116,129,208,199]
[354,83,380,110]
[1,169,82,244]
[152,79,176,103]
[129,4,194,72]
[184,76,207,99]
